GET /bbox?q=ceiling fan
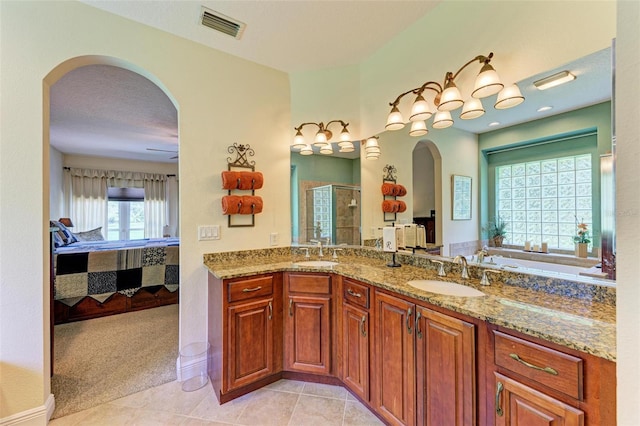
[146,148,178,159]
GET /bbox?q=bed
[53,237,179,324]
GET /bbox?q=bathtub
[466,254,605,280]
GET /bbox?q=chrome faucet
[301,247,310,259]
[332,248,343,260]
[453,255,470,279]
[475,248,488,264]
[480,269,501,286]
[316,240,324,258]
[430,259,446,277]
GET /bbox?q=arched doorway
[412,140,443,248]
[44,55,180,418]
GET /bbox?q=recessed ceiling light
[537,106,553,112]
[533,71,576,90]
[488,121,500,127]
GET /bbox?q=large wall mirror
[291,148,361,245]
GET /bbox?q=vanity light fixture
[291,119,356,156]
[533,70,576,90]
[362,136,381,160]
[537,106,553,112]
[385,52,524,135]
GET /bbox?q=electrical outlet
[270,232,278,246]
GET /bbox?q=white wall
[0,1,290,420]
[412,143,435,218]
[49,147,64,219]
[616,1,640,423]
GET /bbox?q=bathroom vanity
[205,248,615,426]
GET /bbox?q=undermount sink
[294,260,339,267]
[407,280,485,297]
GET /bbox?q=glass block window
[496,154,592,249]
[311,185,332,241]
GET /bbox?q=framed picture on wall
[451,175,472,220]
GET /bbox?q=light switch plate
[270,232,278,246]
[198,225,221,241]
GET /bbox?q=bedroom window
[107,187,145,240]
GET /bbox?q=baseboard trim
[176,352,208,383]
[0,393,55,426]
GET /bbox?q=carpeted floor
[51,304,179,419]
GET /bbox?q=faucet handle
[332,248,343,259]
[480,269,501,286]
[301,248,310,259]
[430,260,446,277]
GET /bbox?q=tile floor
[49,379,384,425]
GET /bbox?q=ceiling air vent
[200,7,246,40]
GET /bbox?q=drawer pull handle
[242,286,262,293]
[289,298,293,317]
[496,381,504,416]
[360,315,367,337]
[347,288,362,298]
[406,307,413,334]
[415,311,423,339]
[509,353,559,375]
[268,301,273,320]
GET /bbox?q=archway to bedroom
[44,55,180,418]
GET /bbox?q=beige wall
[616,1,640,423]
[0,1,290,419]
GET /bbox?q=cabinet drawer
[343,278,369,309]
[494,331,583,400]
[228,275,274,303]
[287,273,331,294]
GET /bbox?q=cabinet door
[416,306,476,426]
[373,291,415,426]
[285,294,331,374]
[342,303,369,401]
[226,298,274,391]
[494,373,584,426]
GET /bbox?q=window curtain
[165,175,179,237]
[64,168,168,238]
[143,176,166,238]
[63,168,108,233]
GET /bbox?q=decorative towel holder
[382,164,407,222]
[222,143,262,227]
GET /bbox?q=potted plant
[573,217,591,258]
[483,215,508,247]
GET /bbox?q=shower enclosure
[304,185,360,245]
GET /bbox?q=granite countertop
[204,247,616,362]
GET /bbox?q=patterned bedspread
[53,238,179,305]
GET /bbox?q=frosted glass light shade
[339,127,351,142]
[319,143,333,154]
[385,106,405,130]
[365,146,381,154]
[365,151,380,160]
[494,84,525,109]
[409,94,432,122]
[292,130,306,149]
[339,143,355,153]
[471,63,503,98]
[432,110,453,129]
[460,98,485,120]
[300,144,313,155]
[409,120,428,137]
[313,129,328,145]
[365,137,380,149]
[437,82,464,111]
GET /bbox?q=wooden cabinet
[284,273,333,375]
[373,290,477,426]
[416,306,476,426]
[341,277,371,402]
[490,327,615,426]
[373,291,416,426]
[208,273,282,403]
[494,372,584,426]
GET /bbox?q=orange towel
[382,200,396,213]
[250,172,264,190]
[396,200,407,212]
[237,172,264,190]
[395,184,407,197]
[221,195,242,215]
[239,195,263,214]
[221,171,240,190]
[381,183,395,196]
